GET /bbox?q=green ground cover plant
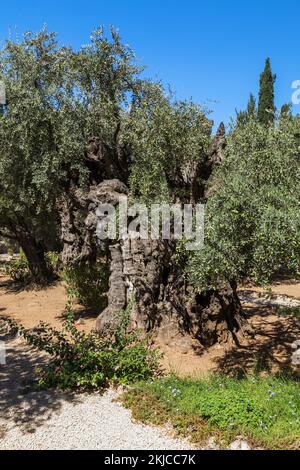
[122,374,300,449]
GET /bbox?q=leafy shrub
[60,261,109,311]
[187,118,300,289]
[45,251,61,275]
[2,304,160,391]
[7,247,14,257]
[5,250,61,284]
[5,249,109,311]
[5,249,29,283]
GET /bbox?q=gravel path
[239,289,300,308]
[0,390,193,450]
[0,322,192,450]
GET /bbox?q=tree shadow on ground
[0,276,26,293]
[0,273,60,294]
[215,306,300,376]
[270,273,300,286]
[57,306,99,322]
[0,322,82,438]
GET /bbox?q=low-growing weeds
[5,250,29,283]
[122,374,300,449]
[275,305,300,318]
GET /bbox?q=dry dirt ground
[0,274,95,332]
[1,272,300,377]
[159,279,300,376]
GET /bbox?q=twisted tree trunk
[18,234,51,285]
[1,220,53,285]
[95,236,248,347]
[60,123,252,347]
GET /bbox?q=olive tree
[0,27,138,282]
[187,116,300,290]
[0,30,66,282]
[59,65,249,346]
[0,27,250,346]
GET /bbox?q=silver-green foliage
[0,27,141,235]
[188,116,300,288]
[126,84,212,202]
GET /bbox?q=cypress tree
[236,109,248,127]
[236,93,256,127]
[258,58,276,125]
[247,93,256,118]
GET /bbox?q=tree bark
[0,221,53,285]
[17,233,52,285]
[59,125,252,347]
[95,236,250,347]
[60,178,251,347]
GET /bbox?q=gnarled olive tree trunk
[95,236,248,347]
[60,124,252,347]
[18,233,51,285]
[1,220,53,285]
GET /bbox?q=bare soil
[1,272,300,377]
[160,281,300,376]
[0,274,95,333]
[243,277,300,300]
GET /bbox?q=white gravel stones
[0,322,192,450]
[0,389,193,450]
[230,439,251,450]
[238,290,300,308]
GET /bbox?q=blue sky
[1,0,300,128]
